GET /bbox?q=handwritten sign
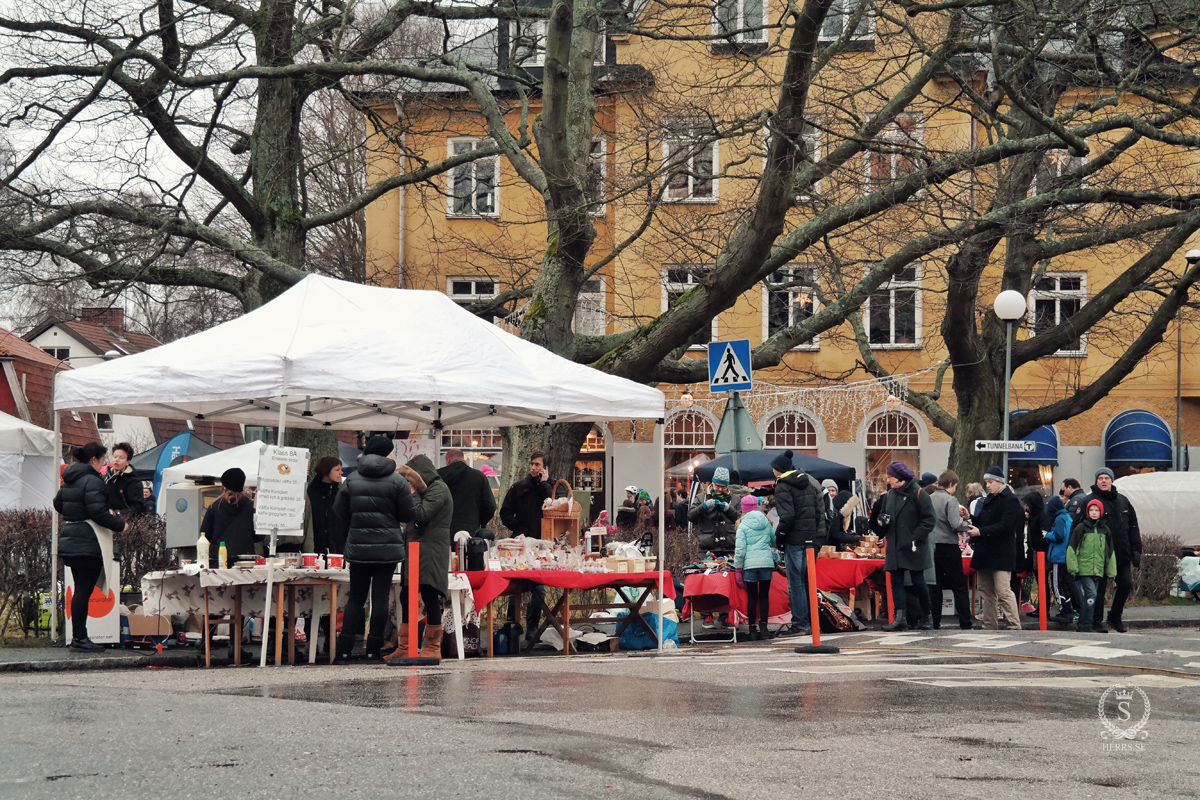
[395,437,436,465]
[255,445,310,536]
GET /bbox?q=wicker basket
[541,479,580,521]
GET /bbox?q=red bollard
[885,571,894,624]
[806,548,821,648]
[1037,550,1047,632]
[407,542,420,657]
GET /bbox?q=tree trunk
[283,429,340,479]
[945,373,1004,500]
[499,422,593,506]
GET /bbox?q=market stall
[0,409,57,510]
[55,275,669,656]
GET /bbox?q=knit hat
[1085,499,1105,517]
[770,450,794,474]
[221,468,246,493]
[1095,467,1115,482]
[919,472,938,488]
[711,466,730,485]
[637,489,651,504]
[886,461,915,481]
[740,495,760,513]
[821,479,838,491]
[363,435,393,457]
[983,466,1005,483]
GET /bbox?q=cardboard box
[127,614,173,637]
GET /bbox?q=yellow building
[363,4,1200,500]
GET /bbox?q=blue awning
[1105,410,1173,468]
[1009,410,1058,465]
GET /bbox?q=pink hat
[740,495,760,513]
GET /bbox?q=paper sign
[255,445,310,535]
[395,437,436,464]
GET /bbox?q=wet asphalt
[2,627,1199,799]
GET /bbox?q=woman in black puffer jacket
[54,442,127,651]
[331,436,416,661]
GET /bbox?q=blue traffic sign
[708,339,753,393]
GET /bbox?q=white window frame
[1031,147,1089,197]
[574,276,607,336]
[447,137,499,218]
[1029,271,1087,357]
[662,267,718,350]
[864,264,922,349]
[587,138,606,216]
[762,121,822,202]
[662,125,720,203]
[510,19,546,66]
[863,113,924,196]
[448,276,500,321]
[819,0,874,42]
[713,0,767,42]
[762,411,819,450]
[761,266,819,350]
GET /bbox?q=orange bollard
[885,571,894,624]
[806,547,821,647]
[1037,550,1047,632]
[407,542,420,657]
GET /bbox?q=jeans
[63,556,103,642]
[890,569,931,619]
[1076,576,1099,627]
[343,561,397,640]
[1095,561,1134,623]
[783,544,811,629]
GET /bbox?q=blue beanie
[770,450,794,474]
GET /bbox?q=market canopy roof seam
[53,275,665,429]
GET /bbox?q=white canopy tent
[0,410,57,510]
[54,275,669,654]
[155,441,268,516]
[1114,472,1200,546]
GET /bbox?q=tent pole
[277,397,288,444]
[50,378,61,643]
[259,398,287,667]
[657,418,664,654]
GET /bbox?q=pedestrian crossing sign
[708,339,753,393]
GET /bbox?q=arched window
[666,411,714,448]
[864,412,920,494]
[763,411,818,453]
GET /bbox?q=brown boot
[418,624,443,659]
[382,628,409,661]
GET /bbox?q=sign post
[256,445,310,667]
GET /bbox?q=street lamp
[1178,250,1200,471]
[993,290,1027,479]
[885,394,903,410]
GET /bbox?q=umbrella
[693,450,855,486]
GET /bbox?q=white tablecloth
[141,567,361,617]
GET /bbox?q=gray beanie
[1095,467,1115,481]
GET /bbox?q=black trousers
[63,556,103,642]
[932,544,971,628]
[508,585,546,635]
[1095,561,1134,623]
[890,568,931,616]
[343,562,397,640]
[400,585,445,627]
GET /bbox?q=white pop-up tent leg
[657,419,664,654]
[259,398,288,667]
[50,390,61,643]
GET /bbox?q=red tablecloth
[462,570,675,608]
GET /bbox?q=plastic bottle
[218,541,228,569]
[196,532,210,568]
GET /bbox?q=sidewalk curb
[0,650,203,673]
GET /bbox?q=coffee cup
[327,554,344,569]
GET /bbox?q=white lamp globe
[993,290,1027,321]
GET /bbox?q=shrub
[1132,533,1182,603]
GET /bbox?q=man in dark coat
[499,451,554,643]
[105,442,148,517]
[772,450,827,636]
[1075,468,1142,632]
[968,466,1023,630]
[439,448,497,535]
[688,466,738,556]
[870,461,935,631]
[331,436,417,661]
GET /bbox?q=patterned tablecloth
[141,567,363,617]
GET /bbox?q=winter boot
[916,612,933,631]
[418,625,443,659]
[364,635,386,662]
[1107,614,1128,633]
[758,622,770,641]
[882,610,908,632]
[333,633,357,663]
[383,627,410,661]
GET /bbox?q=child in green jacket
[1065,499,1116,632]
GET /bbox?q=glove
[734,569,745,588]
[1131,551,1142,568]
[704,499,716,510]
[718,501,729,511]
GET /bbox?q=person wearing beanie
[918,472,938,490]
[966,467,1023,630]
[1073,467,1141,632]
[689,464,739,629]
[733,494,776,641]
[332,438,417,662]
[1066,499,1117,632]
[772,450,826,636]
[198,467,257,568]
[869,461,935,631]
